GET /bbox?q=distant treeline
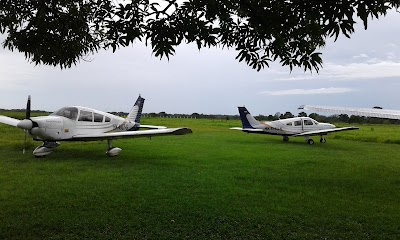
[1,109,399,124]
[142,111,400,124]
[0,109,51,114]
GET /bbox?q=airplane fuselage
[29,106,136,141]
[251,117,335,136]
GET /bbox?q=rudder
[238,107,260,129]
[127,95,145,123]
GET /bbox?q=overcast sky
[1,10,400,116]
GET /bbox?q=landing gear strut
[106,139,122,157]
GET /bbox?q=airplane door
[292,119,303,133]
[302,118,315,132]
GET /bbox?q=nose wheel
[33,141,60,157]
[320,137,326,143]
[307,139,314,145]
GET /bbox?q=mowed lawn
[1,116,400,239]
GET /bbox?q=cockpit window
[94,113,104,123]
[51,107,79,120]
[304,119,314,125]
[78,110,93,122]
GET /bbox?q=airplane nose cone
[17,119,33,130]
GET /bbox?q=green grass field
[1,116,400,239]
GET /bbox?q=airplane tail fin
[238,107,261,129]
[127,95,145,123]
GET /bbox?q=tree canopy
[1,0,399,71]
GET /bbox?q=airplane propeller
[16,95,33,153]
[17,96,34,130]
[26,94,31,119]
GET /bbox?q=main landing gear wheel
[320,138,326,143]
[307,139,314,145]
[283,136,289,142]
[106,139,122,157]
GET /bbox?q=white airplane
[231,107,358,144]
[0,95,192,157]
[299,105,400,120]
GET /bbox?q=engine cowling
[30,116,64,140]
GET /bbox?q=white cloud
[385,51,397,60]
[325,61,400,80]
[0,52,47,90]
[272,61,400,82]
[260,87,355,96]
[353,53,369,59]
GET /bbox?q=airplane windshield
[51,107,79,120]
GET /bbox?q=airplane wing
[294,127,359,137]
[299,105,400,120]
[139,124,167,129]
[230,127,264,132]
[0,115,21,127]
[69,127,192,141]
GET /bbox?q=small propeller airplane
[0,95,192,157]
[231,106,358,144]
[299,105,400,120]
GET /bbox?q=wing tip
[173,127,193,135]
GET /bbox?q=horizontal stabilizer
[230,127,264,132]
